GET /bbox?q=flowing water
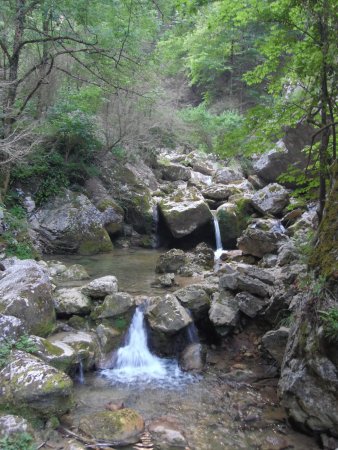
[52,249,319,449]
[213,214,224,260]
[102,306,192,385]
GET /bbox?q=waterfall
[77,359,85,384]
[151,204,160,248]
[213,214,223,260]
[101,306,195,385]
[114,307,166,376]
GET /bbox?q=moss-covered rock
[309,174,338,279]
[78,409,144,446]
[91,292,134,319]
[32,190,113,255]
[48,331,100,371]
[29,335,77,373]
[0,259,56,337]
[0,350,74,419]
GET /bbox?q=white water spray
[102,306,191,385]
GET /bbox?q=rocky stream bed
[0,128,337,449]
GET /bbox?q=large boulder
[179,343,205,372]
[53,288,92,316]
[253,124,313,184]
[146,295,192,335]
[31,190,113,255]
[0,259,55,336]
[149,416,188,449]
[251,183,289,216]
[78,409,144,446]
[0,350,73,418]
[237,219,288,258]
[202,184,237,201]
[159,188,212,238]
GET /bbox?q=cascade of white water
[213,214,223,260]
[114,307,166,376]
[102,306,195,385]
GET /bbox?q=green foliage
[277,162,320,210]
[320,308,338,343]
[180,104,244,153]
[0,335,38,368]
[1,206,37,259]
[0,432,36,450]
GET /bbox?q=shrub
[0,432,36,450]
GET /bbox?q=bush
[0,432,36,450]
[320,308,338,343]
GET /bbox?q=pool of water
[47,248,163,295]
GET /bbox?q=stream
[53,249,319,450]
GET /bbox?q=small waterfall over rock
[213,213,223,260]
[151,204,160,248]
[102,306,193,385]
[77,359,85,384]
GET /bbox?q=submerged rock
[78,409,144,446]
[0,350,73,418]
[149,416,188,449]
[0,259,55,336]
[180,343,205,372]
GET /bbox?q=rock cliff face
[279,175,338,438]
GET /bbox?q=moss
[96,198,124,215]
[41,340,63,356]
[32,315,56,338]
[309,172,338,279]
[78,229,113,255]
